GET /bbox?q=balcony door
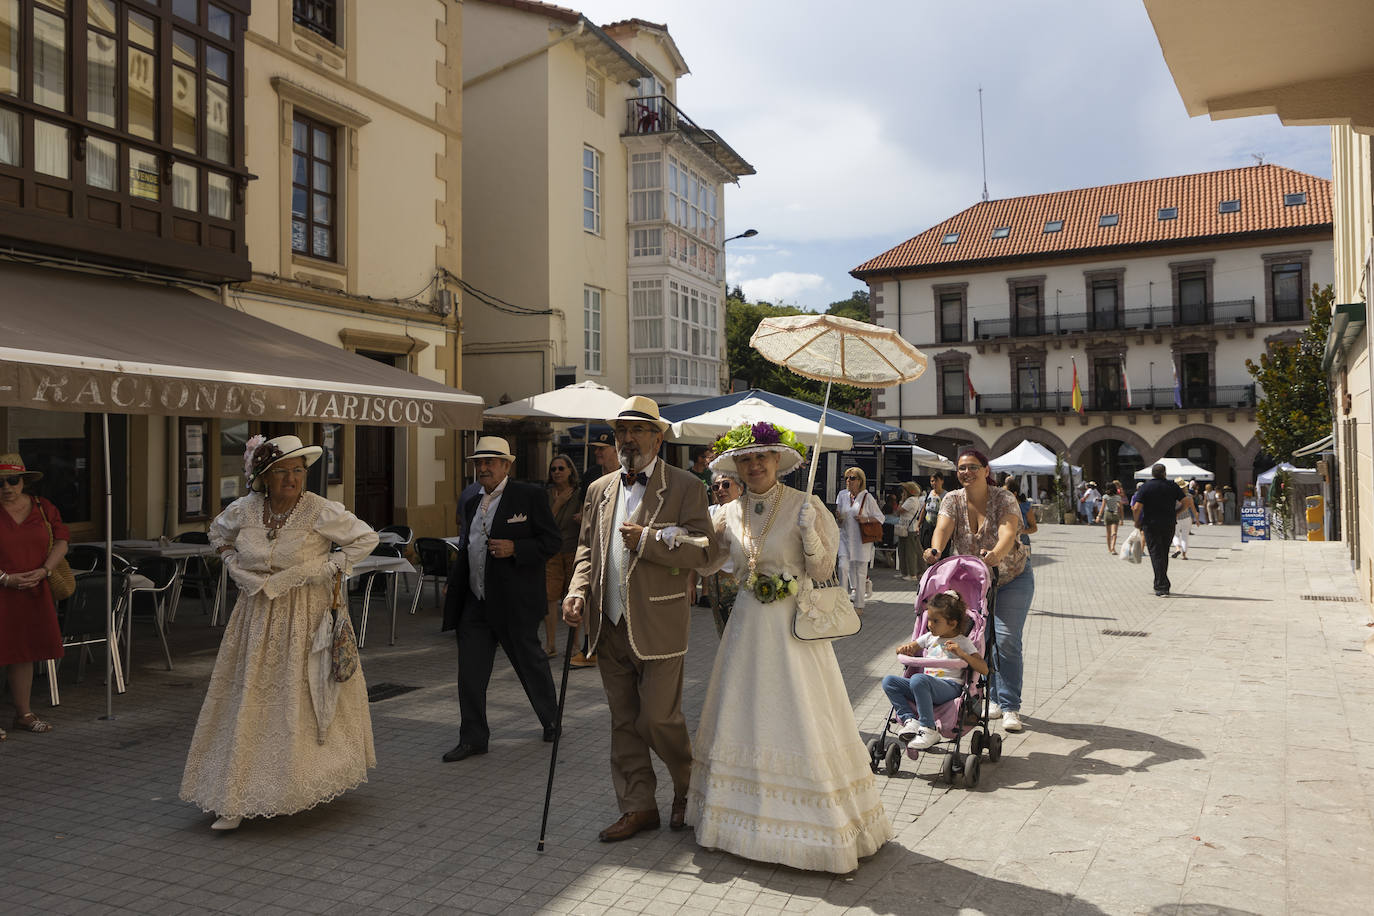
[1091,280,1120,330]
[1013,286,1042,337]
[1093,358,1122,410]
[1179,273,1208,325]
[1181,352,1209,408]
[1016,364,1043,411]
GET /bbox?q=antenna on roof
[1251,152,1265,166]
[978,86,989,202]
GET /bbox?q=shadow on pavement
[1163,594,1272,602]
[690,841,1110,914]
[992,718,1204,792]
[1031,611,1118,620]
[1146,905,1266,916]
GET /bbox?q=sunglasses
[1,475,23,486]
[710,480,735,490]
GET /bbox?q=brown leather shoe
[598,809,659,842]
[669,796,688,831]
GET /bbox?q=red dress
[0,496,66,665]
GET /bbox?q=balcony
[971,298,1255,340]
[623,96,755,177]
[968,384,1256,414]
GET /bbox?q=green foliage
[1269,469,1295,539]
[1245,284,1334,468]
[724,291,873,414]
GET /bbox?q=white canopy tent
[1134,457,1213,481]
[1256,463,1321,486]
[669,397,854,450]
[988,440,1080,500]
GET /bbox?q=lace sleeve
[696,505,735,576]
[803,494,840,581]
[208,498,245,551]
[314,499,379,574]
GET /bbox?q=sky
[571,0,1333,312]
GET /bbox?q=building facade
[460,0,752,441]
[853,166,1333,493]
[0,0,470,541]
[1145,0,1374,601]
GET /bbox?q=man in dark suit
[442,436,561,762]
[1131,462,1184,597]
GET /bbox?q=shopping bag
[1119,529,1143,564]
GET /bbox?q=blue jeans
[988,564,1034,712]
[882,672,963,729]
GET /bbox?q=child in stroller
[883,589,987,750]
[866,554,1003,785]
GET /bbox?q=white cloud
[740,271,826,305]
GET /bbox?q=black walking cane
[537,622,577,851]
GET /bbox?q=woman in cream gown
[688,422,891,873]
[181,435,378,828]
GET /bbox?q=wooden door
[354,424,394,528]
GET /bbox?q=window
[1178,272,1207,324]
[991,226,1010,239]
[32,2,66,111]
[1012,285,1042,336]
[1091,279,1119,330]
[667,154,718,245]
[941,232,958,245]
[584,286,602,374]
[629,151,661,223]
[633,356,664,387]
[938,291,963,343]
[293,0,336,44]
[1092,358,1122,411]
[291,113,336,260]
[1158,207,1178,221]
[1015,363,1043,410]
[1271,262,1303,321]
[582,145,601,234]
[1218,199,1240,214]
[632,228,662,257]
[1283,191,1308,207]
[1099,213,1118,227]
[631,279,663,350]
[1043,220,1063,233]
[585,67,604,115]
[941,367,965,414]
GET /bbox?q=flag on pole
[1029,367,1040,408]
[1172,359,1183,408]
[1121,357,1134,408]
[966,373,978,412]
[1071,358,1084,415]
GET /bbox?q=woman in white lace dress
[688,422,892,873]
[181,435,379,830]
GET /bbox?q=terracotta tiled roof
[852,164,1332,278]
[603,18,671,33]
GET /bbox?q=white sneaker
[895,719,920,742]
[211,815,242,831]
[1002,711,1024,733]
[985,702,1003,719]
[865,579,873,599]
[907,727,941,750]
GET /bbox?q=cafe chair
[127,557,178,676]
[410,537,458,615]
[171,531,219,622]
[66,544,134,575]
[357,543,404,648]
[378,525,414,548]
[51,572,129,705]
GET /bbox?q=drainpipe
[895,278,902,425]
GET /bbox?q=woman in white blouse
[835,466,884,613]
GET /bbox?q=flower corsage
[749,572,799,603]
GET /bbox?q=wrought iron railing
[971,298,1256,340]
[968,384,1255,414]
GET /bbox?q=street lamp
[720,229,759,391]
[1149,361,1155,409]
[724,229,758,243]
[1056,365,1062,411]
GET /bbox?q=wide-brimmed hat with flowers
[708,421,808,476]
[245,435,322,491]
[0,454,42,482]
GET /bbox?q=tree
[825,289,871,323]
[724,295,872,414]
[1245,283,1334,468]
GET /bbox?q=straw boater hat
[0,454,42,482]
[607,395,671,432]
[245,435,322,491]
[467,436,516,462]
[708,421,808,476]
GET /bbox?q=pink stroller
[865,555,1003,787]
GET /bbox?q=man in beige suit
[563,396,715,842]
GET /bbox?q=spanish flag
[1071,358,1084,415]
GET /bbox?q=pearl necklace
[741,482,783,587]
[263,496,300,540]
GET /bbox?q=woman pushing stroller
[883,590,988,750]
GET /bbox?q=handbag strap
[331,566,343,611]
[34,497,55,551]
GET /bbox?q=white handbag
[793,575,862,642]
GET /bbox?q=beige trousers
[596,613,693,813]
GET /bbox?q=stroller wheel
[865,737,882,774]
[940,752,957,785]
[969,729,986,757]
[883,741,903,775]
[962,753,982,789]
[987,733,1003,763]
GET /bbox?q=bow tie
[622,470,648,487]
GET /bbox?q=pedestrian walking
[1131,464,1185,596]
[923,448,1032,733]
[1170,478,1198,560]
[561,397,715,842]
[1096,482,1125,553]
[836,467,883,612]
[181,435,378,831]
[896,480,923,580]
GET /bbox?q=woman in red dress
[0,453,67,738]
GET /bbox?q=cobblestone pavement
[3,522,1372,915]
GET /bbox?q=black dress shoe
[543,725,557,743]
[441,743,488,762]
